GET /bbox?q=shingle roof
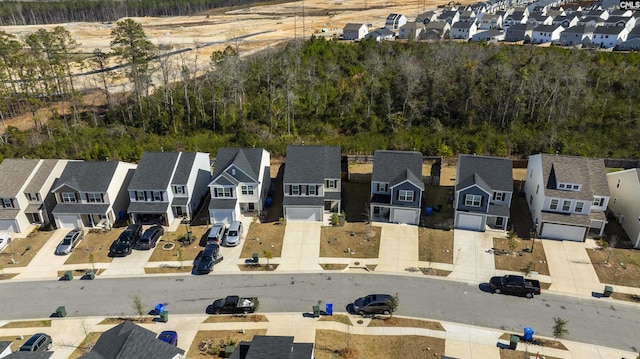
[540,154,609,200]
[283,145,340,183]
[344,23,366,30]
[4,352,54,359]
[228,335,314,359]
[55,161,120,192]
[212,148,266,183]
[562,25,596,34]
[593,25,626,35]
[0,159,41,197]
[533,24,562,32]
[452,21,474,29]
[209,198,238,210]
[24,159,64,193]
[171,152,197,185]
[127,201,169,213]
[456,155,512,193]
[52,203,110,215]
[372,150,423,190]
[79,320,184,359]
[128,152,180,190]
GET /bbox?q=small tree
[387,292,400,317]
[552,317,569,341]
[177,247,184,269]
[508,236,520,254]
[88,253,95,272]
[131,294,145,317]
[263,249,273,269]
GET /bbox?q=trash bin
[63,271,73,281]
[425,207,433,217]
[265,197,272,207]
[252,252,259,264]
[523,327,534,342]
[325,303,333,316]
[509,334,519,350]
[154,303,165,315]
[312,305,320,318]
[56,306,67,318]
[604,285,614,297]
[86,270,95,280]
[159,311,169,323]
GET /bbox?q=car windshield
[228,230,238,236]
[362,296,372,306]
[62,237,73,245]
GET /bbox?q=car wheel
[525,292,533,299]
[494,288,502,294]
[357,310,365,316]
[383,310,390,315]
[47,343,52,350]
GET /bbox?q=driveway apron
[542,240,601,295]
[375,223,419,272]
[277,221,322,271]
[449,230,496,282]
[102,248,155,276]
[14,229,67,280]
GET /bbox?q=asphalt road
[1,273,638,351]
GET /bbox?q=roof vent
[232,168,236,176]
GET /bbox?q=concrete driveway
[277,221,322,271]
[375,223,419,272]
[542,239,602,296]
[449,230,496,282]
[14,229,68,280]
[102,248,155,276]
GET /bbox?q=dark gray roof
[171,197,188,206]
[452,21,474,29]
[283,196,325,206]
[593,25,626,35]
[0,208,19,219]
[344,23,367,30]
[79,320,184,359]
[128,152,180,191]
[562,25,596,34]
[425,22,449,30]
[209,198,238,210]
[372,150,423,189]
[171,152,197,185]
[52,203,110,215]
[508,23,535,32]
[24,159,62,193]
[228,335,314,359]
[127,201,169,213]
[456,155,512,193]
[0,341,11,352]
[0,159,41,197]
[284,146,340,183]
[533,24,562,32]
[488,203,511,216]
[324,191,342,200]
[4,352,54,359]
[212,148,266,183]
[55,161,120,192]
[604,16,631,24]
[540,154,609,200]
[541,210,591,226]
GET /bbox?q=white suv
[207,223,226,245]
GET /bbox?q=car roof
[23,333,48,345]
[203,244,219,254]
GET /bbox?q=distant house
[505,23,534,42]
[607,169,640,248]
[343,23,368,40]
[502,13,528,30]
[423,22,451,40]
[385,13,407,30]
[627,25,640,40]
[559,25,595,46]
[531,24,564,44]
[417,10,439,24]
[478,14,503,29]
[0,341,11,359]
[229,335,313,359]
[454,155,512,232]
[592,25,629,48]
[472,29,505,42]
[370,150,424,225]
[365,28,396,41]
[282,145,341,221]
[458,10,477,24]
[399,22,426,39]
[603,16,635,30]
[52,161,136,229]
[524,154,609,242]
[577,16,605,27]
[437,10,461,25]
[79,321,184,359]
[586,9,609,20]
[617,37,640,50]
[451,21,478,39]
[527,13,553,26]
[553,15,579,28]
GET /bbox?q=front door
[496,217,504,227]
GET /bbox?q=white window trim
[398,190,414,202]
[550,199,559,210]
[136,191,145,201]
[87,193,103,203]
[291,185,300,196]
[62,192,77,203]
[326,180,337,189]
[465,194,482,207]
[309,186,317,195]
[241,185,255,195]
[153,191,163,201]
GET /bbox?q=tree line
[1,20,640,163]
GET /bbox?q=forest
[1,19,640,163]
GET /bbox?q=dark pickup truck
[211,295,257,314]
[489,275,541,298]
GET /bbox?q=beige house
[607,169,640,248]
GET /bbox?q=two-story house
[208,148,270,225]
[370,150,424,225]
[127,152,211,226]
[52,161,137,229]
[606,169,640,249]
[0,159,71,234]
[524,154,609,242]
[454,155,513,232]
[282,145,341,222]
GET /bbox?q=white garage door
[286,208,321,221]
[392,209,418,225]
[456,213,484,232]
[210,210,234,226]
[57,215,80,229]
[541,223,586,242]
[0,219,17,233]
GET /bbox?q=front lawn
[187,329,267,358]
[240,221,285,258]
[418,227,453,264]
[320,223,381,258]
[493,237,550,276]
[586,247,640,288]
[148,225,209,262]
[0,229,54,267]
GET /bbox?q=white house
[524,154,609,242]
[399,22,426,39]
[365,28,396,41]
[592,25,629,48]
[478,14,503,29]
[559,25,594,46]
[451,21,478,39]
[472,29,506,42]
[607,169,640,248]
[343,23,368,40]
[385,13,407,30]
[531,24,564,43]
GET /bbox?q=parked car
[0,233,11,253]
[55,229,83,255]
[19,333,52,352]
[211,295,257,314]
[207,223,226,245]
[157,330,178,346]
[135,225,164,250]
[352,294,394,316]
[110,224,143,257]
[489,275,541,298]
[224,221,243,246]
[196,243,221,274]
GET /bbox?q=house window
[172,185,185,195]
[572,185,579,190]
[373,206,380,215]
[136,191,145,201]
[378,183,388,192]
[465,194,482,207]
[575,201,584,213]
[309,186,317,195]
[216,188,232,197]
[550,199,559,210]
[62,192,77,203]
[291,185,300,195]
[241,185,254,195]
[562,200,571,211]
[26,193,40,201]
[559,183,565,189]
[493,192,505,201]
[593,197,604,207]
[326,180,337,189]
[1,198,13,208]
[86,193,103,203]
[153,191,163,201]
[398,190,414,202]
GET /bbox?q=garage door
[0,219,17,233]
[392,209,418,225]
[541,223,586,242]
[210,210,234,226]
[285,207,321,221]
[456,213,484,232]
[57,215,80,229]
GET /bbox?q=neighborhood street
[1,273,639,352]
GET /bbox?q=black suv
[195,244,220,274]
[19,333,52,351]
[110,224,143,257]
[352,294,394,316]
[134,225,164,250]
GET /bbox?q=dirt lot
[0,230,54,268]
[492,237,550,276]
[187,329,267,358]
[320,222,381,258]
[586,247,640,288]
[64,229,117,265]
[417,227,453,264]
[241,222,286,258]
[148,225,209,262]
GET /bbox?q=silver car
[55,229,83,255]
[224,221,243,246]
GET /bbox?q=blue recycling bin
[265,197,272,207]
[325,303,333,316]
[154,303,165,315]
[425,207,433,216]
[523,327,534,342]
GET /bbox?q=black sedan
[195,244,221,274]
[134,225,164,250]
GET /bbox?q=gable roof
[212,148,266,183]
[593,25,626,35]
[562,25,596,34]
[171,152,197,185]
[79,321,183,359]
[229,335,313,359]
[539,154,609,200]
[456,155,512,193]
[344,23,367,30]
[452,21,475,29]
[0,159,41,197]
[4,352,54,359]
[24,159,65,193]
[372,150,424,190]
[128,152,180,190]
[284,145,340,183]
[53,161,121,193]
[533,24,562,32]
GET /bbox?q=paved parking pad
[449,230,497,282]
[277,221,322,272]
[542,240,601,296]
[14,230,67,280]
[376,223,419,272]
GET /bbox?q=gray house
[230,335,314,359]
[343,23,368,40]
[370,150,424,225]
[454,155,513,232]
[282,145,341,221]
[505,23,534,42]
